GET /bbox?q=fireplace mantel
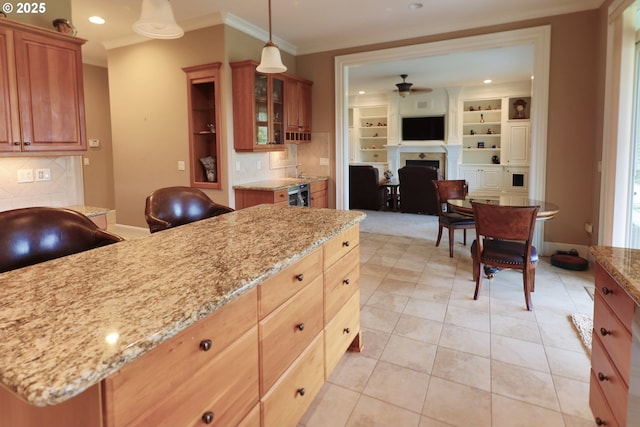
[386,143,462,180]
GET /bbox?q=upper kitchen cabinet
[0,20,86,154]
[183,63,222,189]
[231,60,285,152]
[284,74,312,143]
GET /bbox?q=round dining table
[447,195,560,221]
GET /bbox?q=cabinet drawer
[127,327,259,427]
[260,276,323,393]
[595,263,635,331]
[325,246,359,322]
[259,248,322,319]
[310,180,328,193]
[590,370,621,427]
[591,334,628,426]
[324,225,359,269]
[593,292,632,384]
[261,334,325,427]
[237,403,260,427]
[324,292,360,378]
[103,288,258,427]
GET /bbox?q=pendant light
[256,0,287,74]
[133,0,184,39]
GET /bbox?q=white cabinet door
[503,121,530,165]
[459,166,481,192]
[504,167,529,193]
[481,167,503,191]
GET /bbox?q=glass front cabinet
[231,60,285,152]
[183,62,222,189]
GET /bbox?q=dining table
[447,195,560,277]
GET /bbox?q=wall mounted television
[401,115,445,141]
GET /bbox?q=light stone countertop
[233,176,328,191]
[590,246,640,305]
[65,205,111,218]
[0,205,365,407]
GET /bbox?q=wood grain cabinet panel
[310,180,328,208]
[593,292,632,383]
[590,370,620,427]
[324,292,360,377]
[235,188,288,209]
[324,246,359,321]
[591,334,628,426]
[595,263,635,329]
[324,225,360,269]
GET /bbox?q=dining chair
[470,201,539,311]
[432,180,475,257]
[0,207,124,273]
[145,186,234,233]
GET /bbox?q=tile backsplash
[0,156,84,211]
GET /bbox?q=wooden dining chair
[470,201,539,311]
[432,180,475,257]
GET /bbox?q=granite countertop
[0,205,364,407]
[233,176,327,191]
[66,205,110,218]
[590,246,640,305]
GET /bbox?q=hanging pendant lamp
[256,0,287,74]
[133,0,184,39]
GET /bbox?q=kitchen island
[0,205,365,427]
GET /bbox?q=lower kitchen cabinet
[235,188,288,209]
[310,180,328,208]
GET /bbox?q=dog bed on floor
[551,253,589,271]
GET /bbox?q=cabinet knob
[202,411,215,424]
[297,323,305,331]
[343,278,350,285]
[597,372,609,382]
[200,339,212,351]
[595,417,606,426]
[599,327,611,336]
[343,241,350,247]
[296,387,306,396]
[343,327,351,334]
[23,141,30,145]
[13,141,20,146]
[295,273,304,282]
[602,287,612,295]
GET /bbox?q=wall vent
[415,100,429,109]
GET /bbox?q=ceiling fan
[394,74,432,97]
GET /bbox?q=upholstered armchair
[398,165,441,215]
[349,165,385,210]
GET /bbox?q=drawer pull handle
[343,327,351,334]
[297,387,306,396]
[295,273,304,282]
[13,141,20,146]
[343,278,350,285]
[297,323,305,331]
[343,241,350,247]
[597,372,609,381]
[600,327,612,336]
[602,287,612,295]
[595,417,606,426]
[200,339,212,351]
[23,140,30,145]
[202,411,215,424]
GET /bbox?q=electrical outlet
[585,223,593,234]
[319,157,329,166]
[35,168,51,181]
[17,169,34,183]
[177,161,185,171]
[88,139,100,148]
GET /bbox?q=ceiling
[71,0,604,94]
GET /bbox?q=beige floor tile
[552,375,593,420]
[491,360,560,411]
[537,317,586,353]
[490,334,550,373]
[423,376,491,427]
[562,413,598,426]
[431,347,491,391]
[360,262,393,277]
[448,289,490,312]
[380,334,438,373]
[418,416,456,427]
[378,277,418,297]
[387,267,422,284]
[491,394,565,427]
[359,305,402,333]
[358,327,390,360]
[438,323,491,357]
[545,346,591,382]
[363,360,430,412]
[346,395,421,427]
[393,314,443,344]
[300,383,360,427]
[490,313,542,344]
[327,351,378,392]
[366,290,410,313]
[403,298,448,322]
[412,284,452,303]
[444,305,491,332]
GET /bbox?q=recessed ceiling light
[89,16,105,25]
[483,79,492,84]
[409,2,423,10]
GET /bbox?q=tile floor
[300,229,596,427]
[108,210,597,427]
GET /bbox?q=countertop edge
[590,245,640,306]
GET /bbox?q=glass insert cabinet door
[254,73,284,146]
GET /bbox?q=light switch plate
[17,169,34,183]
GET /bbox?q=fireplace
[406,159,440,169]
[386,143,462,181]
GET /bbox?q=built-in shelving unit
[462,98,502,165]
[355,105,388,166]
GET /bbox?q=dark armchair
[349,165,385,210]
[0,207,124,273]
[398,165,440,215]
[145,186,234,233]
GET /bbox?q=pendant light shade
[133,0,184,40]
[256,0,287,74]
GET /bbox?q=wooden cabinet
[0,20,86,154]
[310,180,328,208]
[590,262,636,427]
[231,60,285,152]
[183,63,222,189]
[284,75,312,143]
[235,188,288,209]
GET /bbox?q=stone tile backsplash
[0,156,84,212]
